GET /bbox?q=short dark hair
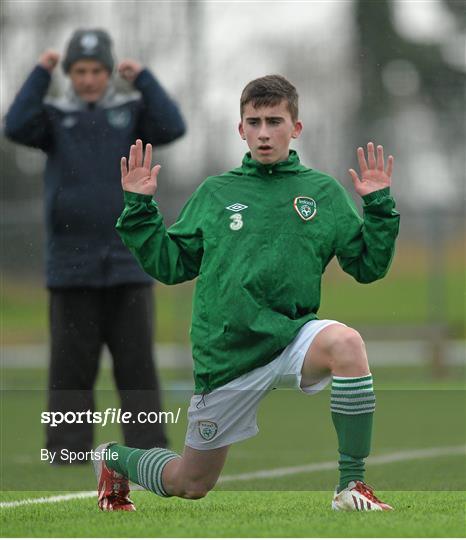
[240,75,299,121]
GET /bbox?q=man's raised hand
[121,139,161,196]
[118,59,143,83]
[38,50,60,73]
[349,142,394,197]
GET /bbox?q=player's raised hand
[38,50,60,72]
[121,139,161,196]
[349,142,394,197]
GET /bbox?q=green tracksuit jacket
[116,150,400,393]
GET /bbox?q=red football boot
[92,442,136,511]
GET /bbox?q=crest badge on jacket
[106,109,131,129]
[293,196,317,221]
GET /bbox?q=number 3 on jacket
[229,213,243,231]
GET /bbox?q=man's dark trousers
[46,284,168,461]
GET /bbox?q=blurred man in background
[4,28,186,463]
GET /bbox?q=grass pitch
[1,490,465,537]
[1,365,465,537]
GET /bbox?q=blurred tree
[355,0,465,123]
[354,0,466,376]
[443,0,466,28]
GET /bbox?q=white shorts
[185,319,344,450]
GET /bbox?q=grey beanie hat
[62,29,114,73]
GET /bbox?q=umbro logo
[226,203,248,212]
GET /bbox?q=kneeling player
[93,75,399,511]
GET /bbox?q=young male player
[93,75,399,511]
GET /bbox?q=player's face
[239,101,302,164]
[69,60,110,103]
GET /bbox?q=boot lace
[354,481,383,503]
[111,477,129,496]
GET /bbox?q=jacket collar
[65,81,116,110]
[240,150,308,177]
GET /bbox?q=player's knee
[181,479,215,500]
[181,485,209,500]
[328,328,367,367]
[183,489,207,500]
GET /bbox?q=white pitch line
[0,491,97,509]
[217,444,466,483]
[1,444,465,509]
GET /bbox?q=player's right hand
[38,50,60,72]
[121,139,161,196]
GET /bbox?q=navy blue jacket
[4,65,186,287]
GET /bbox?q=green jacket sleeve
[116,189,204,284]
[332,186,400,283]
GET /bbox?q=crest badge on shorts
[293,196,317,221]
[198,420,218,441]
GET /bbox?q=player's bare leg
[301,323,392,511]
[93,441,228,510]
[301,324,369,385]
[162,445,229,499]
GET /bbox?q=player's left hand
[118,59,143,83]
[349,142,394,197]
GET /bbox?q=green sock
[106,444,179,497]
[330,374,375,491]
